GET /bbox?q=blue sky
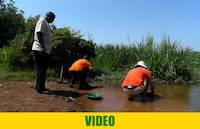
[15,0,200,51]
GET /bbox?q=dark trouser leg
[36,63,48,90]
[79,70,93,90]
[69,71,79,87]
[33,51,49,92]
[80,70,88,86]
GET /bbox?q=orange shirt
[69,59,93,72]
[122,67,152,88]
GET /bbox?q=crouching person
[122,61,154,100]
[68,55,93,90]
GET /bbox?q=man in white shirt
[32,11,55,93]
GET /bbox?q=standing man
[122,61,155,100]
[32,11,55,93]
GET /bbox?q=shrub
[1,46,30,70]
[50,28,96,76]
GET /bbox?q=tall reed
[92,36,193,84]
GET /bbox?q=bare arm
[37,32,46,52]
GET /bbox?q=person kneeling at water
[68,55,93,90]
[122,61,154,100]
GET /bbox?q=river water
[75,83,200,112]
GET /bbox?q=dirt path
[0,81,199,112]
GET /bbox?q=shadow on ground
[45,90,84,98]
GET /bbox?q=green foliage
[191,52,200,70]
[93,36,194,84]
[4,15,96,74]
[0,0,25,47]
[0,47,7,63]
[1,46,30,70]
[191,52,200,83]
[51,27,96,75]
[10,16,39,51]
[7,16,39,69]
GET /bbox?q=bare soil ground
[0,81,85,111]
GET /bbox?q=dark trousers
[69,70,89,87]
[33,51,49,91]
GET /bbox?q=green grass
[0,64,55,81]
[0,47,55,81]
[191,52,200,69]
[92,36,196,84]
[0,63,35,81]
[191,52,200,83]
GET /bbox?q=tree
[8,20,96,73]
[51,27,96,76]
[8,16,39,69]
[0,0,25,47]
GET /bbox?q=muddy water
[74,83,200,112]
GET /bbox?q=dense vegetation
[0,0,25,47]
[93,37,197,84]
[0,0,95,79]
[191,52,200,84]
[0,0,199,84]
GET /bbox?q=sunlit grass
[93,36,195,84]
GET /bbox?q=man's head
[134,61,148,69]
[45,11,55,23]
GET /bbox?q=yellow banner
[0,113,199,129]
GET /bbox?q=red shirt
[122,67,152,88]
[69,59,93,72]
